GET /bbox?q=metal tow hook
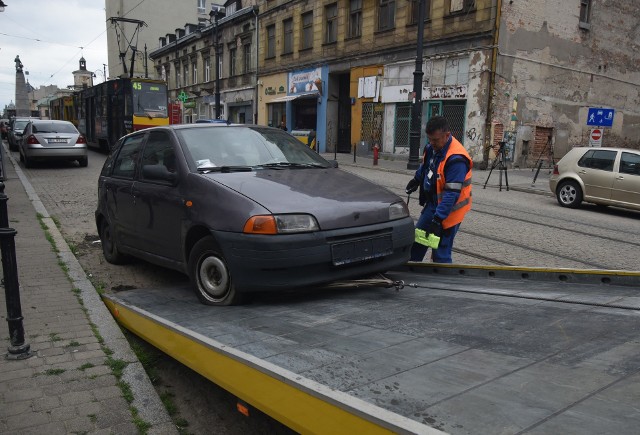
[393,280,405,292]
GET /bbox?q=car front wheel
[556,180,583,208]
[188,236,243,306]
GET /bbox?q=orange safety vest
[436,137,473,229]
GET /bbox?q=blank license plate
[331,235,393,266]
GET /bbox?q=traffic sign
[587,108,614,127]
[589,128,603,147]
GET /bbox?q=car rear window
[620,152,640,176]
[578,149,616,172]
[32,122,77,134]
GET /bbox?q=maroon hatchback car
[96,124,414,305]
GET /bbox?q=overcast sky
[0,0,108,110]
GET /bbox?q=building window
[197,0,205,14]
[192,61,197,84]
[348,0,362,38]
[378,0,395,31]
[409,0,430,24]
[183,64,189,86]
[302,11,314,49]
[176,66,181,88]
[449,0,474,14]
[266,24,276,58]
[243,44,251,73]
[230,47,237,76]
[205,58,211,82]
[325,3,338,44]
[283,18,293,54]
[444,56,469,85]
[579,0,591,29]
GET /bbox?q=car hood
[204,168,404,230]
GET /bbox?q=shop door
[394,103,411,152]
[337,74,351,153]
[442,101,466,145]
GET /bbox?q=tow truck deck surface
[103,264,640,434]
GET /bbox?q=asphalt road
[11,146,640,432]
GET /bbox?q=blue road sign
[587,108,614,127]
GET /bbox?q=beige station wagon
[549,147,640,211]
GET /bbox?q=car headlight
[243,214,320,234]
[389,201,410,220]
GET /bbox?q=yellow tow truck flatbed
[103,264,640,434]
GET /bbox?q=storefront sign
[183,101,196,108]
[265,87,276,95]
[381,84,468,103]
[289,67,323,95]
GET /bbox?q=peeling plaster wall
[493,0,640,164]
[466,49,492,162]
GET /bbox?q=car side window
[111,134,145,179]
[577,149,616,172]
[619,152,640,176]
[140,131,176,179]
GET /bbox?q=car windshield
[32,122,77,134]
[176,126,330,170]
[14,120,30,130]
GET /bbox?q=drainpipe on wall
[253,6,259,125]
[482,0,502,168]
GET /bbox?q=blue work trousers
[410,205,460,263]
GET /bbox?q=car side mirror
[142,164,178,184]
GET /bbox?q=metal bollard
[0,183,31,360]
[0,181,8,228]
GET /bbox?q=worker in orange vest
[405,116,472,263]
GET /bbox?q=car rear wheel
[556,180,583,208]
[78,156,88,167]
[188,236,243,306]
[23,153,32,168]
[100,220,127,264]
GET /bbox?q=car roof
[572,147,639,152]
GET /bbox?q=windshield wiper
[259,162,327,169]
[197,165,253,173]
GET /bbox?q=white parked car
[549,147,640,210]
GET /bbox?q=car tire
[100,219,128,264]
[556,180,583,208]
[9,143,17,152]
[23,153,32,168]
[188,236,243,306]
[78,156,88,167]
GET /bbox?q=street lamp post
[407,0,426,170]
[210,5,225,119]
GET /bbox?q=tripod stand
[483,141,509,191]
[531,135,554,185]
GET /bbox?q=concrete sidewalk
[321,151,554,197]
[0,145,176,434]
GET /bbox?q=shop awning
[270,92,319,103]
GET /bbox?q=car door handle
[616,176,624,180]
[578,170,587,174]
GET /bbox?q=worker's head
[426,116,451,151]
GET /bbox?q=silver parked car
[19,120,88,167]
[549,147,640,210]
[95,124,414,305]
[7,117,38,151]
